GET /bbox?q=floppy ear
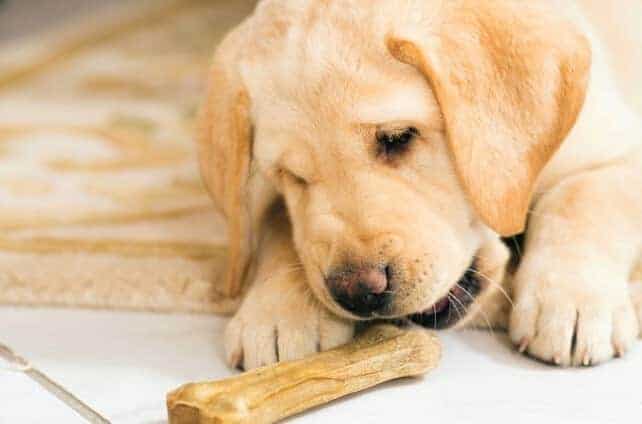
[198,32,275,297]
[388,0,591,235]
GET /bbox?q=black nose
[326,265,393,317]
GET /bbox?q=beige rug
[1,0,639,316]
[0,0,257,313]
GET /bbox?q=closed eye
[278,167,308,187]
[376,126,419,157]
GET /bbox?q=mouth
[407,259,481,329]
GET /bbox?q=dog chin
[406,259,482,330]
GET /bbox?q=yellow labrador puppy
[199,0,642,369]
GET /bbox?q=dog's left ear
[199,30,277,297]
[388,0,591,236]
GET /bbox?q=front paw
[510,266,639,366]
[224,285,354,370]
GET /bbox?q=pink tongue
[431,296,450,314]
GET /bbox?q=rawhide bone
[167,324,441,424]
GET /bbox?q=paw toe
[276,321,319,362]
[510,284,637,367]
[527,303,577,366]
[224,318,244,368]
[508,299,539,349]
[241,324,278,370]
[571,308,613,366]
[631,282,642,337]
[611,303,639,357]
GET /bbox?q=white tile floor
[1,1,640,421]
[1,306,641,423]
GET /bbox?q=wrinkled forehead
[241,12,438,162]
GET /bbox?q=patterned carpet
[0,0,256,313]
[1,0,639,315]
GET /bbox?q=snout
[325,265,393,317]
[324,256,486,327]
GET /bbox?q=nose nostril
[384,264,393,284]
[327,265,393,317]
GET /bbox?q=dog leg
[510,165,642,366]
[224,207,354,370]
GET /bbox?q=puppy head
[201,0,590,325]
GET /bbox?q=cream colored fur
[199,0,642,369]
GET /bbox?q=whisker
[445,294,453,324]
[456,282,497,337]
[468,268,514,308]
[433,303,438,330]
[447,293,465,323]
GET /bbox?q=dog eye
[376,126,419,156]
[278,168,308,187]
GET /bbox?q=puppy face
[250,53,484,322]
[201,0,591,326]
